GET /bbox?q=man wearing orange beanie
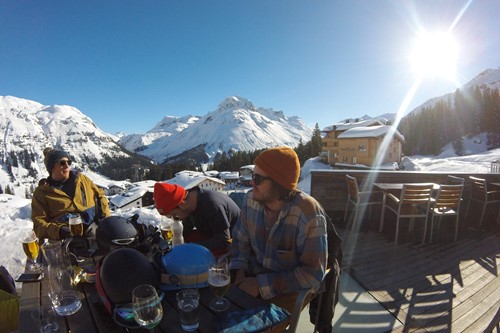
[230,146,329,332]
[154,182,240,255]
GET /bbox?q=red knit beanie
[154,182,186,215]
[254,147,300,190]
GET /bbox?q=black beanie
[43,148,70,174]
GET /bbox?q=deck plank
[338,224,500,333]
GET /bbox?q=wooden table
[18,258,270,333]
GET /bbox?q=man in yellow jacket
[31,148,111,240]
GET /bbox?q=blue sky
[1,0,499,134]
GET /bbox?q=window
[358,144,367,151]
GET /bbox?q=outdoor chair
[446,175,465,185]
[465,176,500,228]
[380,183,434,246]
[344,174,382,230]
[428,184,464,242]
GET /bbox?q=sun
[410,31,459,80]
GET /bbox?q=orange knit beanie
[154,182,186,215]
[254,147,300,190]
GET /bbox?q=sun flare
[410,31,459,80]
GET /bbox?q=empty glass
[132,284,163,332]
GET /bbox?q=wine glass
[208,258,231,312]
[21,230,42,272]
[132,284,163,332]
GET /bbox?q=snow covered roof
[322,119,384,132]
[337,125,404,142]
[110,184,152,207]
[165,171,226,189]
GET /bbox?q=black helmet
[96,216,138,254]
[96,248,159,328]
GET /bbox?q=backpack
[0,266,16,296]
[308,212,343,333]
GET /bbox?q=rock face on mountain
[118,96,313,164]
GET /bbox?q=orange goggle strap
[160,271,208,287]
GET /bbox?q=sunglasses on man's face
[252,173,273,186]
[59,159,72,167]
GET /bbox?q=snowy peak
[215,96,256,113]
[0,95,132,187]
[410,67,500,114]
[464,68,500,90]
[149,115,199,134]
[119,96,313,164]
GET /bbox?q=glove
[59,226,70,239]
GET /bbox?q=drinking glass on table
[208,257,231,312]
[160,217,173,244]
[176,289,200,331]
[31,305,59,333]
[21,230,42,272]
[68,214,83,237]
[132,284,163,332]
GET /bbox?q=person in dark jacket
[31,148,111,240]
[154,182,240,255]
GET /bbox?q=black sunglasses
[59,159,72,166]
[252,173,273,185]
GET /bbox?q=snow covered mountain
[0,95,134,190]
[409,67,500,114]
[119,96,313,164]
[0,95,313,193]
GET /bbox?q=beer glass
[160,217,173,244]
[208,258,230,312]
[21,230,42,272]
[132,284,163,332]
[69,214,83,237]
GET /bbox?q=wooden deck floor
[337,221,500,333]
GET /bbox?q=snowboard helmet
[95,248,160,329]
[96,216,138,254]
[160,243,215,291]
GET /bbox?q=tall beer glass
[69,214,83,237]
[21,230,42,272]
[208,258,230,312]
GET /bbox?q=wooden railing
[310,169,500,220]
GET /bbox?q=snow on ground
[1,137,500,287]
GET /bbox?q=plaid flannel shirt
[230,190,328,300]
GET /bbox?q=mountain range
[118,96,313,164]
[1,67,499,193]
[0,95,313,192]
[409,67,500,114]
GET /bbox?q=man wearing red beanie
[230,146,329,332]
[154,182,240,255]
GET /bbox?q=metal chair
[284,266,335,333]
[446,175,465,185]
[344,174,382,230]
[465,176,500,228]
[428,184,464,242]
[381,183,434,246]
